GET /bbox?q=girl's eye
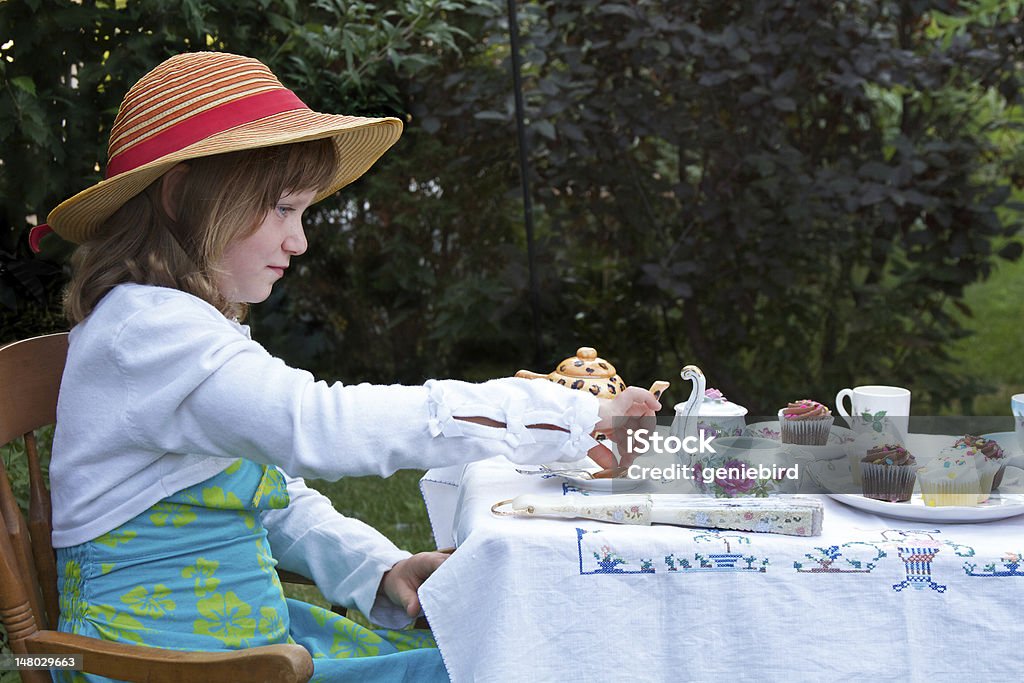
[275,205,294,218]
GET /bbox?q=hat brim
[47,109,403,244]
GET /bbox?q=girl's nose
[284,220,307,256]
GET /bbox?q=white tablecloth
[418,457,1024,682]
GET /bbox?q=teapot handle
[680,366,706,417]
[670,365,706,442]
[648,381,670,401]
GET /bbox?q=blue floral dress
[54,459,447,682]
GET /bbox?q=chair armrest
[26,630,313,683]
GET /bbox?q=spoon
[515,465,631,480]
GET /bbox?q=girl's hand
[380,551,450,618]
[589,387,661,468]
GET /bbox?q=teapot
[670,365,748,443]
[515,346,669,400]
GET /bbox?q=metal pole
[506,0,544,366]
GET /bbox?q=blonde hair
[64,138,337,324]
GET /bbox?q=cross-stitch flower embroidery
[593,544,628,572]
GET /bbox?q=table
[418,457,1024,682]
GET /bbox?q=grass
[283,470,437,608]
[950,254,1024,415]
[305,471,438,554]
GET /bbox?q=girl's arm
[110,290,615,480]
[261,472,415,628]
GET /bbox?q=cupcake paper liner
[779,412,834,446]
[919,477,981,507]
[861,463,916,503]
[993,463,1007,490]
[975,459,999,503]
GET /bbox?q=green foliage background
[6,0,1020,413]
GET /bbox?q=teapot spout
[515,369,549,381]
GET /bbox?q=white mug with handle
[1013,393,1024,455]
[835,385,911,438]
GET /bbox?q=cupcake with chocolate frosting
[845,430,881,485]
[860,444,917,502]
[778,399,834,446]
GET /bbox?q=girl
[38,52,659,682]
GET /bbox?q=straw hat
[37,51,403,247]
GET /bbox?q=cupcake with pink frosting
[778,399,834,446]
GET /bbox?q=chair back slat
[0,499,43,662]
[0,333,69,643]
[0,333,68,444]
[0,456,47,629]
[0,521,51,683]
[26,431,59,628]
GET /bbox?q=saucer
[743,421,853,460]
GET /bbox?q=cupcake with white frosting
[917,450,980,507]
[953,435,1005,501]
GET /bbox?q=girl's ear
[160,163,191,221]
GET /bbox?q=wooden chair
[0,333,314,683]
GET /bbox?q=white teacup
[1013,393,1024,454]
[835,385,911,438]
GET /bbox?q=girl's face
[215,189,317,303]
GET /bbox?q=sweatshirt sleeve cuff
[424,377,602,463]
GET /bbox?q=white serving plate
[807,453,1024,523]
[827,492,1024,523]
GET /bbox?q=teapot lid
[556,347,617,379]
[700,388,748,417]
